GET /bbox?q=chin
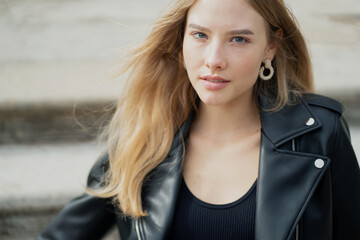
[197,94,228,107]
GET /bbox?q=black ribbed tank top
[168,178,256,240]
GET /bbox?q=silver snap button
[314,159,325,169]
[306,118,315,126]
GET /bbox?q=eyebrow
[188,23,254,35]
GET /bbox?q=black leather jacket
[38,94,360,240]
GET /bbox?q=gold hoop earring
[259,58,274,81]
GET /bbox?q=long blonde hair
[92,0,313,218]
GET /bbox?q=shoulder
[300,93,346,136]
[301,93,344,115]
[260,93,345,147]
[300,93,350,149]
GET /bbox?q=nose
[205,40,226,73]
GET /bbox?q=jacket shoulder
[87,152,109,189]
[302,93,344,115]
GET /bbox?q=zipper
[296,224,299,240]
[292,138,296,152]
[136,218,142,240]
[292,138,299,240]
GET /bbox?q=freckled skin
[183,0,277,107]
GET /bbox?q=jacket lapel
[255,99,331,240]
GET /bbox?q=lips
[200,75,230,83]
[205,79,226,83]
[200,75,230,90]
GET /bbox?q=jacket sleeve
[329,116,360,239]
[37,153,116,240]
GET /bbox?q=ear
[264,28,283,61]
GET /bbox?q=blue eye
[192,32,208,39]
[232,37,246,43]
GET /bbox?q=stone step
[0,141,119,239]
[1,93,360,144]
[0,101,114,144]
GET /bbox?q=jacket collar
[176,94,323,148]
[259,95,322,147]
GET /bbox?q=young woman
[38,0,360,239]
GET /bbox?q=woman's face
[183,0,277,107]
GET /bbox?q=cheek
[183,52,192,70]
[183,39,199,77]
[183,38,194,65]
[234,50,263,78]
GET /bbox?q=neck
[192,95,261,142]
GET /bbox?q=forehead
[186,0,267,32]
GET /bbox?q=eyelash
[231,36,248,44]
[189,32,249,44]
[190,32,208,40]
